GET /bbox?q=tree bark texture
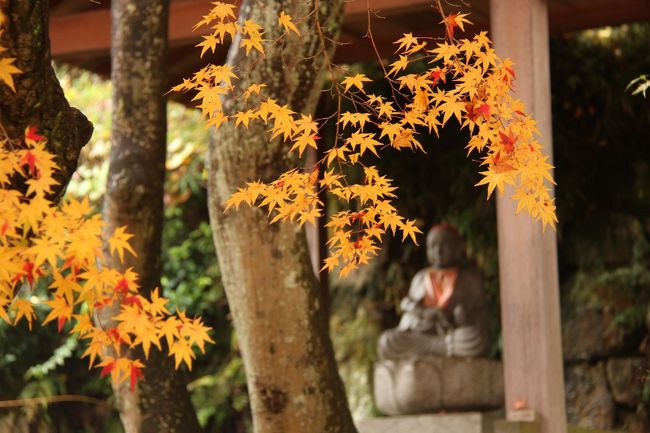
[103,1,201,432]
[0,0,92,199]
[206,2,356,433]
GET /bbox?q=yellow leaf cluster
[177,6,557,276]
[0,113,213,392]
[384,25,555,229]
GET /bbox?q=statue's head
[426,223,466,268]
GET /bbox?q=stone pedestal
[374,357,504,416]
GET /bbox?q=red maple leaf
[100,361,115,378]
[20,151,38,177]
[349,211,367,223]
[1,220,11,236]
[130,363,144,391]
[477,103,491,120]
[430,67,446,86]
[114,278,129,296]
[25,126,45,143]
[106,328,121,342]
[22,261,36,285]
[445,14,464,39]
[123,295,143,309]
[499,130,517,153]
[57,316,68,332]
[466,103,478,121]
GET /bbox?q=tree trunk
[206,2,356,433]
[0,0,92,199]
[103,1,201,432]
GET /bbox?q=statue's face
[426,226,465,268]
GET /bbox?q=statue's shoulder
[456,261,485,298]
[459,262,481,277]
[412,267,432,280]
[407,267,432,298]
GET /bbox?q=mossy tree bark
[0,0,92,199]
[206,1,357,432]
[103,1,201,432]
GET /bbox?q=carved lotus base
[374,356,504,416]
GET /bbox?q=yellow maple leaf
[475,166,517,199]
[132,323,162,359]
[108,226,137,263]
[537,199,558,230]
[388,55,409,76]
[62,197,93,221]
[159,316,182,349]
[196,34,221,58]
[30,236,61,269]
[234,109,258,128]
[399,219,422,244]
[144,288,169,317]
[0,57,21,92]
[242,19,263,38]
[341,73,372,93]
[169,338,195,370]
[429,42,460,64]
[11,299,36,329]
[42,296,73,331]
[393,33,419,53]
[320,255,340,272]
[346,132,381,157]
[211,21,238,43]
[439,97,466,126]
[339,112,371,129]
[70,313,95,337]
[181,316,215,354]
[243,83,266,99]
[208,2,237,21]
[278,10,300,36]
[289,132,319,157]
[81,327,109,368]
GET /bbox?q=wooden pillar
[489,2,567,433]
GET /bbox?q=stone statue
[374,224,503,415]
[378,223,489,360]
[373,224,502,415]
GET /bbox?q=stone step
[358,415,629,433]
[356,412,497,433]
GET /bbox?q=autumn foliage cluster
[173,2,557,276]
[0,0,557,388]
[0,11,211,390]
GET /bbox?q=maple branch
[363,0,400,105]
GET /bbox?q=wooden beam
[50,0,221,59]
[345,0,435,16]
[549,0,650,34]
[49,0,650,60]
[50,0,435,59]
[50,7,111,59]
[490,2,567,433]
